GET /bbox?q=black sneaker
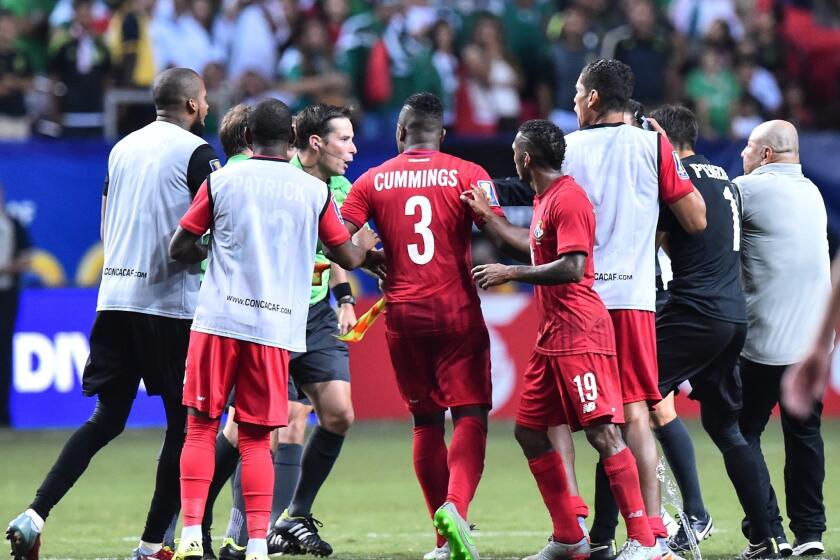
[777,534,793,557]
[217,538,245,560]
[267,527,303,555]
[668,512,714,552]
[738,537,781,559]
[275,509,333,557]
[590,539,617,560]
[202,529,216,560]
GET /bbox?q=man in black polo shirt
[649,105,779,559]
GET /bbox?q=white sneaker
[615,539,661,560]
[658,537,685,560]
[423,544,450,560]
[661,509,679,539]
[792,541,824,556]
[523,536,590,560]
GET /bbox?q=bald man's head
[152,68,209,135]
[741,119,800,175]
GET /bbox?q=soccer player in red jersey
[462,120,660,560]
[167,99,380,560]
[340,93,505,560]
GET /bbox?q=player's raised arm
[461,186,531,262]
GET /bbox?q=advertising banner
[10,291,840,428]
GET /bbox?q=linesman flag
[336,297,386,342]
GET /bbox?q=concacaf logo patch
[477,180,501,207]
[533,220,544,242]
[209,159,222,172]
[672,151,689,180]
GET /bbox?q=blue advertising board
[10,288,168,428]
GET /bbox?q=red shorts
[516,351,624,431]
[183,331,290,427]
[609,309,662,406]
[385,327,492,415]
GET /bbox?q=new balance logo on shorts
[583,402,596,414]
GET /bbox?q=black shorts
[656,302,746,411]
[82,311,191,400]
[225,381,311,409]
[289,299,350,389]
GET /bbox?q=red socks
[180,415,220,527]
[238,422,274,539]
[570,495,590,519]
[446,416,486,519]
[528,451,585,544]
[603,448,655,547]
[648,515,668,539]
[413,425,450,548]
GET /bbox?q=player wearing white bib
[558,59,707,560]
[167,99,381,560]
[7,68,219,560]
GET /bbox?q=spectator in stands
[1,0,54,74]
[321,0,349,46]
[685,46,740,139]
[748,11,783,74]
[429,18,459,128]
[601,0,672,106]
[0,10,32,139]
[734,52,782,116]
[547,5,597,132]
[460,12,522,134]
[227,0,286,83]
[277,16,349,113]
[334,0,400,116]
[0,182,32,426]
[107,0,157,88]
[501,0,552,119]
[669,0,744,44]
[702,18,737,53]
[49,0,109,34]
[781,82,814,130]
[48,0,111,136]
[171,0,225,75]
[731,93,764,140]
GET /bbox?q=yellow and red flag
[336,297,386,342]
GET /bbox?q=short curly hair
[517,119,566,169]
[580,59,634,113]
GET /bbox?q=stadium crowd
[1,0,840,140]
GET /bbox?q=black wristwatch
[338,295,356,306]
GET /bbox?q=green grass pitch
[1,419,837,559]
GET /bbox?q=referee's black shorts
[656,302,746,411]
[82,310,191,401]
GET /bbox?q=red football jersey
[530,176,616,356]
[342,149,505,334]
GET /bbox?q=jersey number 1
[723,185,740,251]
[405,195,434,265]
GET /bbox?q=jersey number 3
[405,195,435,265]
